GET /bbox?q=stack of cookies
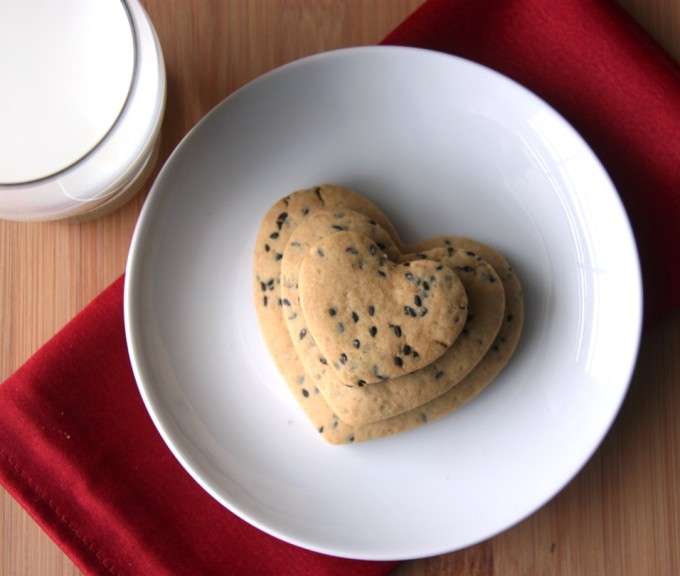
[253,185,523,444]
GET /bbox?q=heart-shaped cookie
[313,237,524,444]
[253,185,523,444]
[280,210,497,426]
[298,231,468,386]
[316,245,505,425]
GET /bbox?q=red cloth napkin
[2,0,680,575]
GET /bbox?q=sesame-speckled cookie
[253,185,400,387]
[279,214,506,426]
[298,230,468,387]
[319,237,524,444]
[253,185,523,444]
[315,245,505,425]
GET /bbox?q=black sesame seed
[369,326,378,337]
[353,339,361,349]
[274,253,283,261]
[377,270,387,278]
[269,231,280,239]
[369,245,377,256]
[329,307,337,316]
[260,281,267,292]
[419,307,428,317]
[404,306,417,317]
[340,353,347,364]
[282,298,291,306]
[317,247,325,257]
[302,388,309,397]
[357,380,366,387]
[320,357,328,365]
[299,328,307,340]
[346,246,359,255]
[337,322,345,333]
[264,244,270,252]
[302,207,310,216]
[414,295,422,307]
[422,281,430,291]
[263,296,268,306]
[368,305,375,316]
[332,224,347,231]
[318,426,324,433]
[403,344,412,355]
[394,356,403,367]
[405,271,414,281]
[391,324,402,337]
[352,311,360,323]
[435,370,444,379]
[276,212,288,230]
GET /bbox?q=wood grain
[1,1,678,575]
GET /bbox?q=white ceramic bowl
[125,47,642,560]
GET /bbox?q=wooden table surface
[2,1,679,574]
